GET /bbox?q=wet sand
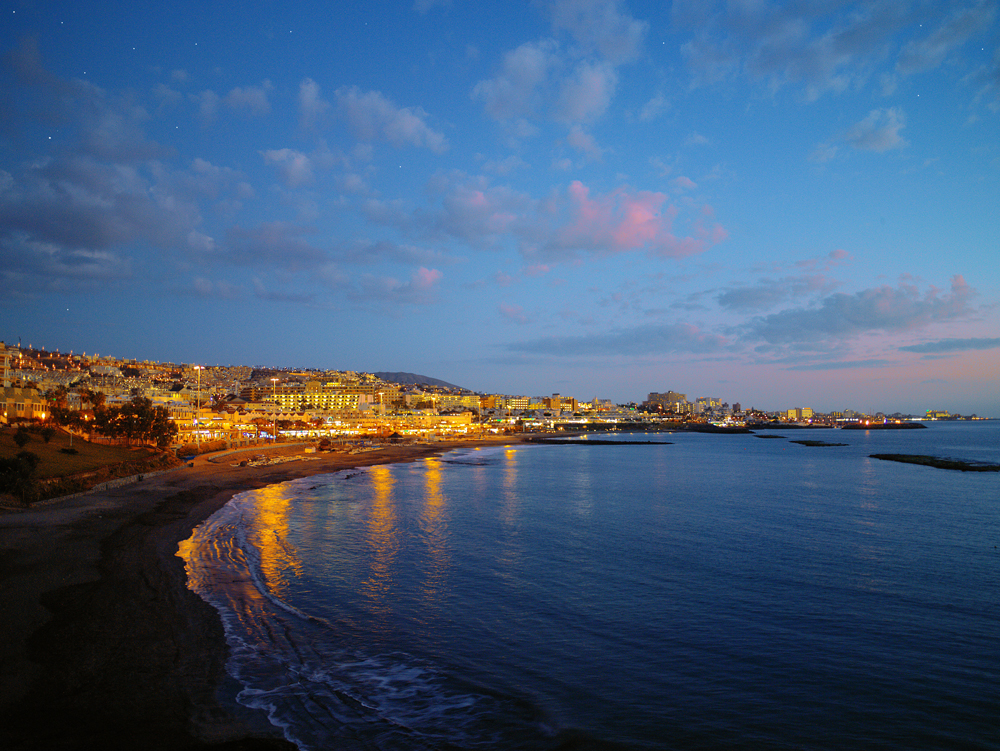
[0,438,528,750]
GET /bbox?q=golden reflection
[248,483,303,598]
[421,458,449,603]
[498,447,521,577]
[502,448,519,521]
[361,465,399,625]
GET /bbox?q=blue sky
[2,0,999,414]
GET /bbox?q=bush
[13,427,31,448]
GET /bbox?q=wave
[178,468,563,751]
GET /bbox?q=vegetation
[0,451,41,505]
[88,396,178,447]
[0,426,180,505]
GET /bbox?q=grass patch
[0,427,163,479]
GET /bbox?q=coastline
[0,436,529,750]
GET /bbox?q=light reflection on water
[182,423,1000,751]
[361,465,398,631]
[419,457,448,606]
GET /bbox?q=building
[1,383,48,424]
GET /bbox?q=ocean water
[179,422,1000,750]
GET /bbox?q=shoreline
[0,436,530,750]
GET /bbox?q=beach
[0,438,526,750]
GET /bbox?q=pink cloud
[544,181,721,259]
[499,302,530,324]
[412,267,442,289]
[523,263,550,277]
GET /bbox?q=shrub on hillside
[14,427,31,448]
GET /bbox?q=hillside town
[0,342,982,451]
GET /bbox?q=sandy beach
[0,437,527,750]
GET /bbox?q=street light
[271,377,279,444]
[194,365,204,445]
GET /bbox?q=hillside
[373,372,466,390]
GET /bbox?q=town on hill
[2,340,982,456]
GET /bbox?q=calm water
[179,422,1000,750]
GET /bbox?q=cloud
[745,276,976,344]
[553,59,617,122]
[414,0,451,12]
[509,321,730,356]
[675,2,933,99]
[786,359,894,371]
[899,337,1000,353]
[717,273,839,312]
[223,222,327,269]
[638,93,667,121]
[298,78,329,130]
[191,276,241,299]
[969,45,1000,111]
[481,154,529,175]
[223,80,272,115]
[544,0,648,64]
[473,2,641,126]
[374,173,727,265]
[812,108,908,161]
[684,132,710,147]
[261,148,313,186]
[841,108,908,152]
[351,266,443,305]
[426,173,536,248]
[534,180,724,261]
[335,86,448,153]
[0,233,132,297]
[191,90,221,125]
[332,238,457,267]
[0,154,199,253]
[566,124,603,160]
[253,277,317,304]
[896,1,997,76]
[499,302,531,323]
[472,40,559,120]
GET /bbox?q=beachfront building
[785,407,814,421]
[1,383,48,424]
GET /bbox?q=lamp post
[194,365,204,445]
[271,377,279,444]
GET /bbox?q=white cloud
[554,59,617,122]
[841,108,908,153]
[298,78,329,130]
[335,86,448,153]
[566,124,603,160]
[261,148,314,186]
[897,1,997,75]
[545,0,648,64]
[224,80,272,115]
[472,40,559,120]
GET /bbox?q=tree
[13,427,30,448]
[0,451,40,504]
[41,426,56,443]
[91,396,177,447]
[81,389,105,410]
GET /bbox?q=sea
[178,421,1000,750]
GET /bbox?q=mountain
[373,372,466,391]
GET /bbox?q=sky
[2,0,999,415]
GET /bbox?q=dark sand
[0,438,528,750]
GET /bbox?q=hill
[373,372,466,390]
